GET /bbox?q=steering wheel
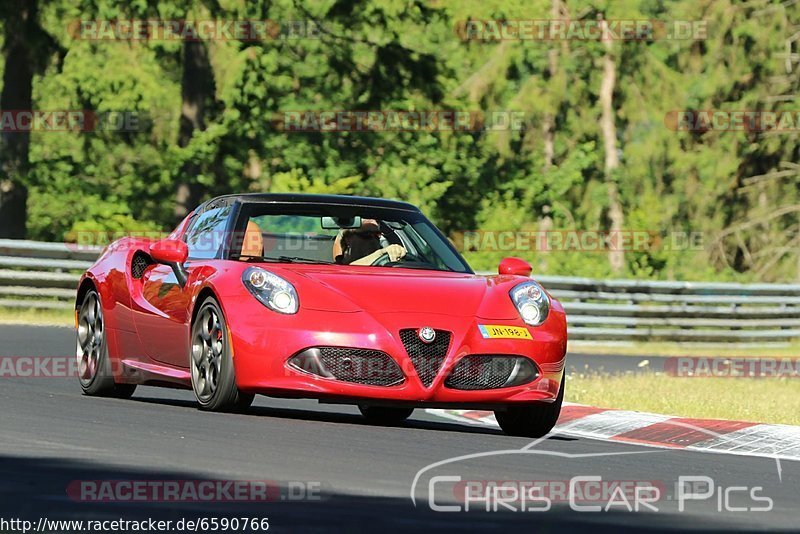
[371,251,403,267]
[371,251,427,267]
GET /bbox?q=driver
[333,218,406,265]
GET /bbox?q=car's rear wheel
[358,405,414,425]
[494,375,565,438]
[190,296,254,412]
[77,289,136,398]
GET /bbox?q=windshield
[229,202,472,273]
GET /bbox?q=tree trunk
[538,0,565,273]
[174,39,214,221]
[0,0,38,238]
[541,0,564,172]
[599,19,625,273]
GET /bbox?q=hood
[282,266,520,319]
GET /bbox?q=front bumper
[224,299,567,405]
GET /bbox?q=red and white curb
[427,403,800,462]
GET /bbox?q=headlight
[510,280,549,326]
[242,267,299,314]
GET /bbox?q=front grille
[399,329,452,387]
[445,355,536,390]
[131,252,154,279]
[317,347,404,386]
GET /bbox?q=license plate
[478,324,532,340]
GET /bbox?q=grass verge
[566,372,800,426]
[0,307,74,326]
[569,340,800,358]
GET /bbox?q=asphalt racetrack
[0,325,796,532]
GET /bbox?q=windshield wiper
[275,256,334,265]
[231,254,334,264]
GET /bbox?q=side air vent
[287,347,405,387]
[131,252,154,279]
[445,355,539,390]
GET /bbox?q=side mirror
[498,257,532,277]
[149,239,189,287]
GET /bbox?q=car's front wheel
[190,296,254,412]
[494,375,564,438]
[358,405,414,425]
[77,289,136,398]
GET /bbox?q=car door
[134,205,232,368]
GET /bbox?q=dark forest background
[1,0,799,281]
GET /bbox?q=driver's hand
[383,244,407,262]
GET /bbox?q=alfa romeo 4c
[76,194,567,437]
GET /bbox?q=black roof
[203,193,420,212]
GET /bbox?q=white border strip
[426,406,800,462]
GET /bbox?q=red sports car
[75,194,567,437]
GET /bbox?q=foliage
[2,0,799,281]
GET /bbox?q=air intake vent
[399,329,452,387]
[131,252,154,279]
[445,355,538,390]
[289,347,404,387]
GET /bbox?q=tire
[495,375,565,438]
[358,405,414,425]
[77,289,136,399]
[190,296,254,412]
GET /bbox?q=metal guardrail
[1,238,798,344]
